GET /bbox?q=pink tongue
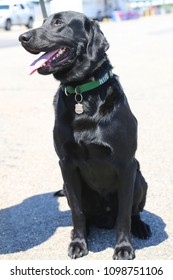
[28,50,58,75]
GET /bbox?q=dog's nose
[19,32,32,43]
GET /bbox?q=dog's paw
[131,216,152,239]
[113,244,135,260]
[68,238,88,259]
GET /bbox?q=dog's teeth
[56,48,66,56]
[59,49,64,54]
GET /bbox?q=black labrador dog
[19,11,151,259]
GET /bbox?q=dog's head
[19,11,109,83]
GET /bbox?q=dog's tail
[54,189,65,197]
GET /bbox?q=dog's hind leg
[131,214,151,239]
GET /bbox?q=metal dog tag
[75,103,83,114]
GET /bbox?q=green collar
[62,70,113,95]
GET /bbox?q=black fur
[19,11,151,259]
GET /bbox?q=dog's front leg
[113,161,137,260]
[60,159,88,259]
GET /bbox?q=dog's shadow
[0,192,168,256]
[0,192,72,254]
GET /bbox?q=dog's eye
[54,19,63,26]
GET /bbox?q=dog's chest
[78,155,118,193]
[72,129,118,193]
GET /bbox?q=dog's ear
[85,19,109,59]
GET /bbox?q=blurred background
[0,0,173,32]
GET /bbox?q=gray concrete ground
[0,15,173,260]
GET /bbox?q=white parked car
[0,1,35,30]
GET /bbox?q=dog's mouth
[28,47,73,75]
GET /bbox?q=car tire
[5,19,11,31]
[26,17,33,29]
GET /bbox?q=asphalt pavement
[0,15,173,260]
